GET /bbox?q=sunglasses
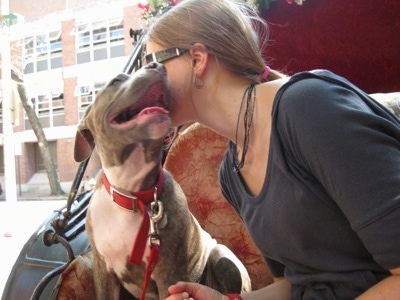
[144,48,188,65]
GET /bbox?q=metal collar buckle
[110,186,138,212]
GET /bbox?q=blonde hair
[145,0,284,82]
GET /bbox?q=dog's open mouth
[109,84,169,130]
[110,102,168,127]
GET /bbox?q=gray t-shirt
[219,70,400,299]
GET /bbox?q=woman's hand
[166,281,226,300]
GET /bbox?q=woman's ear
[189,42,208,76]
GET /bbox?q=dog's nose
[144,62,166,73]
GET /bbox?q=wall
[263,0,400,93]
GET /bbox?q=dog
[74,62,251,299]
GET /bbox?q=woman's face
[145,41,195,127]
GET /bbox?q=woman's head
[145,0,271,83]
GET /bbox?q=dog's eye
[107,74,129,88]
[109,78,122,86]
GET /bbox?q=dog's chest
[88,189,150,273]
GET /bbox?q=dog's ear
[74,106,95,162]
[74,129,95,162]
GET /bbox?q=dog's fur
[74,63,251,299]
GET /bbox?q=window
[24,28,62,74]
[75,17,124,64]
[0,147,4,174]
[76,82,105,119]
[49,30,62,69]
[25,90,65,129]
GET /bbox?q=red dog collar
[101,165,164,266]
[102,165,164,211]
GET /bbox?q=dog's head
[74,63,172,168]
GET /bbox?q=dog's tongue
[139,106,169,117]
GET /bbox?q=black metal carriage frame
[2,29,145,300]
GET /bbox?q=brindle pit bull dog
[74,62,251,300]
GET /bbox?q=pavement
[0,197,68,299]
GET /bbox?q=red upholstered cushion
[164,123,273,290]
[55,252,96,300]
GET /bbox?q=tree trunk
[16,83,65,196]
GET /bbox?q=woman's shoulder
[281,69,349,96]
[272,69,364,116]
[262,70,344,106]
[287,69,349,84]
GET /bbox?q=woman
[144,0,400,299]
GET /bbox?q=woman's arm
[166,278,291,300]
[356,268,400,299]
[241,278,291,300]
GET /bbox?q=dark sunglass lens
[144,54,153,65]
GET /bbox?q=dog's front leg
[88,210,121,300]
[92,245,121,299]
[203,244,252,294]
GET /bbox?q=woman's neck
[193,77,253,142]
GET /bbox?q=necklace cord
[232,83,256,172]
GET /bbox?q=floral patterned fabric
[165,123,273,290]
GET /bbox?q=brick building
[0,0,144,193]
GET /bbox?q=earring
[193,75,204,89]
